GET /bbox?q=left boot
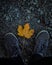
[4,33,21,57]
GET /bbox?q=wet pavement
[0,0,52,64]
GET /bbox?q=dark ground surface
[0,0,52,64]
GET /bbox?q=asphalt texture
[0,0,52,64]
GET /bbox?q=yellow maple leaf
[17,23,35,39]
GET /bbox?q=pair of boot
[4,30,49,64]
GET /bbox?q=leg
[28,30,49,65]
[2,33,24,65]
